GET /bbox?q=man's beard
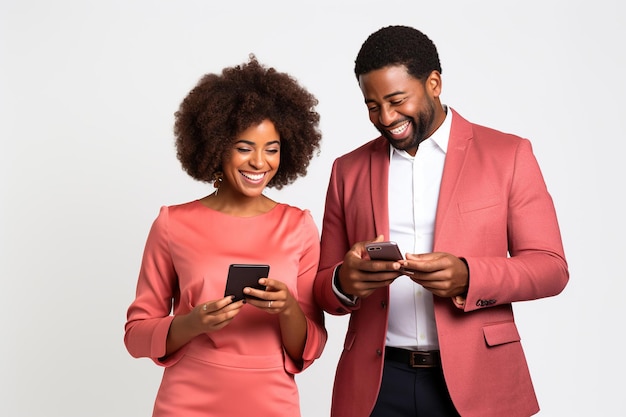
[380,101,435,152]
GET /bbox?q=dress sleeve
[124,206,179,365]
[284,211,328,374]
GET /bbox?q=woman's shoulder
[275,202,311,217]
[274,203,317,230]
[165,199,202,211]
[151,199,204,222]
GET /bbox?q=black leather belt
[384,346,441,368]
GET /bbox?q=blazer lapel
[434,109,473,245]
[370,137,391,238]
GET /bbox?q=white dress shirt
[386,107,451,351]
[331,107,452,350]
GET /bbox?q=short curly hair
[354,25,442,81]
[174,54,322,189]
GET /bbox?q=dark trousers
[369,357,461,417]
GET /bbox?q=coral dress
[124,200,327,417]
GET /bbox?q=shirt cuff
[331,265,358,306]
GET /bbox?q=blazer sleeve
[313,158,362,316]
[460,138,569,311]
[284,211,328,374]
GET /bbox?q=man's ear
[426,70,442,98]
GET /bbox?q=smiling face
[221,119,280,198]
[359,65,445,156]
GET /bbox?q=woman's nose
[249,151,265,168]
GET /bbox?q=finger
[359,268,403,283]
[367,260,404,274]
[351,280,395,298]
[400,259,444,274]
[199,296,232,313]
[219,299,245,312]
[258,278,286,291]
[207,306,243,329]
[406,252,443,260]
[243,286,268,300]
[409,272,456,294]
[405,252,450,266]
[209,305,244,325]
[351,277,396,293]
[354,235,386,258]
[407,270,447,284]
[370,234,386,243]
[201,297,240,314]
[244,296,278,311]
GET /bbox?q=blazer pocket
[458,195,501,213]
[482,321,521,347]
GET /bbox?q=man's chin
[387,135,416,151]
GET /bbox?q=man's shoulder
[336,136,387,162]
[451,108,527,144]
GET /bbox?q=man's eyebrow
[364,91,405,104]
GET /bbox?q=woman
[124,55,327,417]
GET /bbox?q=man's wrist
[332,265,357,305]
[458,257,470,297]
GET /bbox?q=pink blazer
[314,109,568,417]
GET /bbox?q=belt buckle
[409,351,435,368]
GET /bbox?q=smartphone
[224,264,270,301]
[365,241,404,261]
[365,242,416,275]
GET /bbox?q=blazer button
[380,301,387,309]
[376,349,382,356]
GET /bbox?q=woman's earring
[213,172,223,195]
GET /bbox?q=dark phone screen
[224,264,270,301]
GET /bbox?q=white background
[1,1,624,416]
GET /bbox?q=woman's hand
[243,278,297,315]
[193,296,246,332]
[165,296,244,356]
[243,278,307,363]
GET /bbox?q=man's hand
[337,235,404,299]
[400,252,469,298]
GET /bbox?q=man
[313,25,568,417]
